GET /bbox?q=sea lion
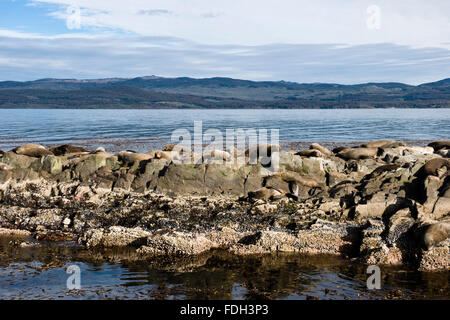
[268,172,322,189]
[118,151,152,164]
[362,140,395,148]
[296,149,322,158]
[153,150,180,161]
[368,164,401,177]
[202,150,231,162]
[13,144,53,158]
[332,146,350,154]
[421,158,450,177]
[162,144,191,153]
[50,144,88,156]
[245,144,281,158]
[337,147,379,160]
[428,141,450,151]
[247,187,285,201]
[422,221,450,250]
[162,144,176,151]
[310,143,332,156]
[381,141,406,149]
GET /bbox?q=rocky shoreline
[0,140,449,271]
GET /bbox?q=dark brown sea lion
[50,144,88,156]
[332,146,350,154]
[421,158,450,177]
[13,144,53,158]
[118,151,152,164]
[247,187,285,201]
[337,147,378,160]
[369,164,401,177]
[245,144,281,165]
[310,143,332,156]
[428,141,450,151]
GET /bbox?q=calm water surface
[0,237,448,300]
[0,109,449,151]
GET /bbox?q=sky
[0,0,449,84]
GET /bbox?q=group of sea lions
[2,142,282,164]
[1,140,450,253]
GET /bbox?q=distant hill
[0,76,449,109]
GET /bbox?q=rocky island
[0,140,448,271]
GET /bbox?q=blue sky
[0,0,449,84]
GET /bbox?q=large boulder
[131,159,168,193]
[152,163,206,195]
[0,151,39,169]
[41,155,63,175]
[73,154,118,181]
[204,164,246,196]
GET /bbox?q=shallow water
[0,108,449,300]
[0,109,449,152]
[0,236,448,300]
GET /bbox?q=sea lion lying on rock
[296,150,322,158]
[310,143,332,156]
[337,147,379,160]
[332,146,351,154]
[247,187,285,201]
[267,172,323,190]
[202,150,231,162]
[421,221,450,250]
[118,151,153,164]
[245,144,280,158]
[13,144,53,158]
[362,140,396,148]
[380,141,406,149]
[162,144,191,153]
[367,164,401,178]
[421,158,450,177]
[151,150,181,161]
[428,141,450,151]
[50,144,88,156]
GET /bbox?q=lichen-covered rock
[0,141,449,271]
[81,226,150,248]
[41,155,63,175]
[419,239,449,271]
[139,231,216,256]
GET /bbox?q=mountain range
[0,76,449,109]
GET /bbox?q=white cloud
[28,0,450,48]
[0,31,449,84]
